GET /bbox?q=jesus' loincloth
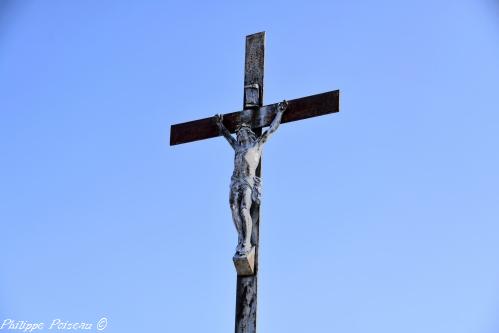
[230,175,262,205]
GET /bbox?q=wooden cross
[170,32,339,333]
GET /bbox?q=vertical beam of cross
[234,31,264,333]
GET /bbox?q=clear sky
[1,1,499,332]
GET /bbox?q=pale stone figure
[215,101,288,258]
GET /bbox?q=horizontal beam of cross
[170,90,339,146]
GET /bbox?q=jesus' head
[236,124,256,145]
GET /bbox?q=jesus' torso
[232,144,262,180]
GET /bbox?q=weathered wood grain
[169,90,339,146]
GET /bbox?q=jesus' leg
[239,187,253,254]
[230,190,244,253]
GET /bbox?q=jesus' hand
[214,114,224,126]
[278,100,288,113]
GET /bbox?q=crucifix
[170,32,340,333]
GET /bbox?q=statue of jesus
[215,101,288,258]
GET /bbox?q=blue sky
[1,1,499,332]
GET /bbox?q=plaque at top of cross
[170,31,340,333]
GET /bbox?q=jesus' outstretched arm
[258,100,288,145]
[215,114,237,149]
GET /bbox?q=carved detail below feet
[233,246,255,276]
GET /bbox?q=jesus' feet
[235,242,252,257]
